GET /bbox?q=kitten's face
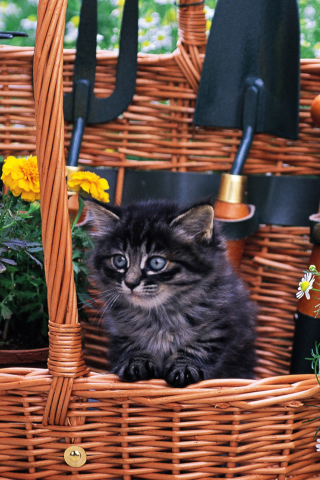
[100,242,179,308]
[87,200,217,310]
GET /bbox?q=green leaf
[24,251,43,268]
[0,304,12,320]
[2,239,28,250]
[71,195,85,230]
[1,258,17,266]
[72,250,83,260]
[0,262,7,273]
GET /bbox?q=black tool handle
[67,80,90,167]
[230,80,262,175]
[64,0,138,167]
[0,31,28,39]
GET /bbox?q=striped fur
[86,199,256,387]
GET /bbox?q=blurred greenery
[0,0,319,57]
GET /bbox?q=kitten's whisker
[109,294,120,310]
[99,291,121,317]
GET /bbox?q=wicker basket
[1,0,320,477]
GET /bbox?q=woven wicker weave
[1,0,320,477]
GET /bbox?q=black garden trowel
[63,0,138,167]
[193,0,300,268]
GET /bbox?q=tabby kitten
[86,199,256,387]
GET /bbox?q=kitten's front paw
[116,356,159,382]
[164,360,204,388]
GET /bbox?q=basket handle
[175,0,207,92]
[34,0,88,426]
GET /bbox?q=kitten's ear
[85,200,120,236]
[171,204,214,242]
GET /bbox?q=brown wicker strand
[33,0,88,427]
[33,0,76,325]
[174,0,207,92]
[47,322,87,376]
[177,0,207,48]
[174,44,200,92]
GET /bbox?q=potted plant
[0,154,109,365]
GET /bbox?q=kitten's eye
[113,254,127,270]
[148,256,167,272]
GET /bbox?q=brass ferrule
[217,173,247,204]
[65,165,84,177]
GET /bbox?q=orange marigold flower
[1,155,40,202]
[67,171,110,203]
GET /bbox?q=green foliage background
[0,0,319,58]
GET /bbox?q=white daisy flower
[0,3,21,16]
[110,8,121,18]
[204,5,215,20]
[296,272,315,300]
[306,19,316,30]
[64,21,78,43]
[154,0,174,4]
[97,34,104,45]
[139,12,160,30]
[316,439,320,452]
[314,44,320,58]
[150,25,172,50]
[301,33,311,49]
[20,17,37,33]
[140,39,156,53]
[304,6,316,19]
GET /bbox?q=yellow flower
[67,171,109,203]
[1,155,40,202]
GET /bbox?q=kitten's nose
[124,279,140,290]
